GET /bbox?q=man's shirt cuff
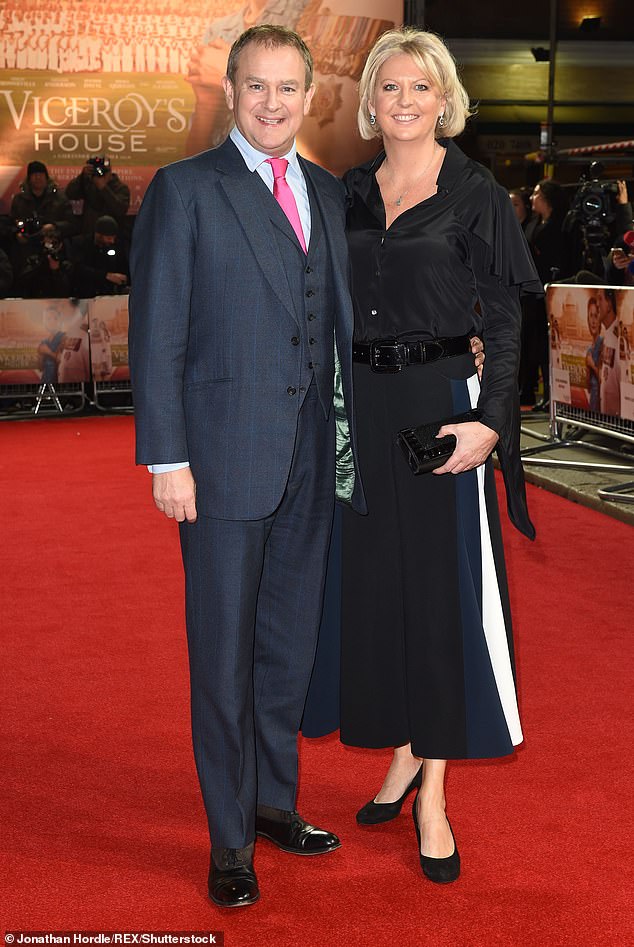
[148,462,190,473]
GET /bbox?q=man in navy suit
[128,25,364,908]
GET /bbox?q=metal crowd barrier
[520,284,634,503]
[0,295,132,418]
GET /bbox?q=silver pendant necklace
[386,143,439,207]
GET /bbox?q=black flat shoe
[208,846,259,908]
[412,798,460,884]
[356,766,423,825]
[256,808,341,855]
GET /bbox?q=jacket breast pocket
[183,377,232,392]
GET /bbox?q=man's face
[596,289,614,325]
[43,307,61,332]
[95,232,116,248]
[222,42,314,157]
[29,172,47,196]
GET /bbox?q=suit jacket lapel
[215,140,300,326]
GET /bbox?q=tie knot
[267,157,289,181]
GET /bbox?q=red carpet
[2,416,632,946]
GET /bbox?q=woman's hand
[470,335,485,379]
[432,421,499,475]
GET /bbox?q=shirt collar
[362,137,467,194]
[229,125,301,175]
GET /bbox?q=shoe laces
[224,848,247,869]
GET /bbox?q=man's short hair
[226,24,313,91]
[599,287,617,311]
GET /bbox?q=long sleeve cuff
[147,462,190,473]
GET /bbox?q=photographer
[605,181,634,286]
[70,215,129,298]
[0,249,13,297]
[14,224,74,298]
[65,157,130,238]
[521,180,571,409]
[10,161,75,270]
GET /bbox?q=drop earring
[438,113,445,127]
[369,112,376,126]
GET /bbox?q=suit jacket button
[291,336,300,345]
[305,289,315,297]
[305,266,313,274]
[287,386,297,395]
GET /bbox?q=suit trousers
[179,380,335,850]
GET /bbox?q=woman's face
[509,192,527,223]
[369,53,445,146]
[587,304,600,337]
[531,185,550,219]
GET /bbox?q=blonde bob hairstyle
[357,28,471,141]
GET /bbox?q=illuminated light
[579,16,601,31]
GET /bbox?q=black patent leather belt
[352,334,472,373]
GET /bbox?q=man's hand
[470,335,485,380]
[93,171,112,191]
[611,248,631,271]
[152,467,197,522]
[106,272,128,285]
[432,421,499,475]
[616,180,628,205]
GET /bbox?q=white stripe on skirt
[467,374,523,746]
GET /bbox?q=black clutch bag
[396,408,482,475]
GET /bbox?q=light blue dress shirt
[149,125,312,474]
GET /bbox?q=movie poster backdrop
[0,296,90,383]
[0,0,399,214]
[547,284,634,423]
[87,294,130,382]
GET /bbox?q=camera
[42,232,64,263]
[87,156,111,177]
[15,216,42,237]
[565,162,618,249]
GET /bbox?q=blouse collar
[359,137,468,195]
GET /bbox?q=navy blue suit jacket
[129,138,364,520]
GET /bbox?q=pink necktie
[266,157,307,254]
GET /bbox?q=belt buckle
[369,339,406,373]
[421,339,445,363]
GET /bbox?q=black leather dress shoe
[208,845,259,908]
[356,766,422,825]
[255,807,341,855]
[412,798,460,884]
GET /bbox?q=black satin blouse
[344,139,542,538]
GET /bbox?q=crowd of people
[2,153,633,419]
[509,177,634,409]
[0,0,212,73]
[0,158,130,300]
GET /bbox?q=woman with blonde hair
[339,28,541,882]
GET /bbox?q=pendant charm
[395,197,402,206]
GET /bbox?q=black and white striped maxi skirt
[340,352,522,760]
